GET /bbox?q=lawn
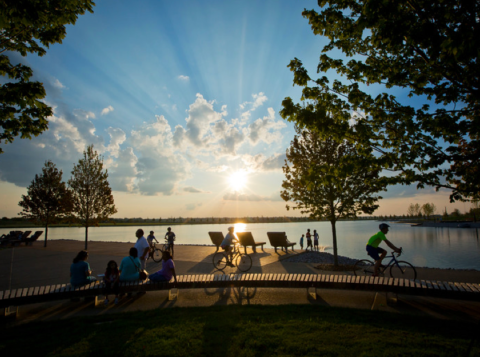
[0,304,478,356]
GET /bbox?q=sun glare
[228,170,248,191]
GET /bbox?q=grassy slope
[0,304,478,356]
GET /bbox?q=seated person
[149,251,177,284]
[119,247,144,282]
[70,250,97,287]
[220,226,238,267]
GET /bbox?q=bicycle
[150,238,171,263]
[353,249,417,280]
[212,243,252,272]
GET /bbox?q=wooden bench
[267,232,296,253]
[2,274,479,315]
[236,232,266,254]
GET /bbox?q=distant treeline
[0,215,416,228]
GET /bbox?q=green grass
[0,304,478,356]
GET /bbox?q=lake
[2,221,479,270]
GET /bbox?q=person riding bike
[366,223,402,276]
[220,226,238,267]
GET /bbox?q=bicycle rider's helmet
[379,223,390,230]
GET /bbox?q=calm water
[2,221,479,270]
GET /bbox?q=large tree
[18,160,73,247]
[281,0,479,202]
[0,0,95,153]
[69,145,117,250]
[281,126,387,266]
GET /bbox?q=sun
[228,170,248,191]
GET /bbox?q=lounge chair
[24,231,43,246]
[267,232,296,253]
[0,231,23,246]
[236,232,266,254]
[208,232,225,252]
[10,231,31,246]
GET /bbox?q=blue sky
[0,0,468,218]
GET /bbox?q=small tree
[18,161,73,247]
[422,203,437,218]
[407,203,421,217]
[69,145,117,250]
[281,127,387,266]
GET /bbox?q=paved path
[1,240,480,324]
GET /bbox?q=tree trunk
[85,225,89,250]
[44,224,49,248]
[330,220,338,266]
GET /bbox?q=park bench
[267,232,296,253]
[236,232,266,254]
[1,274,479,317]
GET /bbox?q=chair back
[208,232,224,247]
[267,232,287,246]
[237,232,255,246]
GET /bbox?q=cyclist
[366,223,402,276]
[165,227,176,259]
[147,230,157,259]
[220,226,238,267]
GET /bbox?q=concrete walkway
[1,240,480,324]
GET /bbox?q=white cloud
[51,78,65,89]
[178,75,190,81]
[105,127,126,158]
[248,108,286,145]
[242,153,286,171]
[101,106,114,115]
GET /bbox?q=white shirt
[134,236,150,260]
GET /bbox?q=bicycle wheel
[235,253,252,272]
[353,259,375,277]
[152,247,163,263]
[213,252,228,270]
[390,261,417,280]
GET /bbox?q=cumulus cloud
[101,106,114,115]
[248,108,286,145]
[105,127,126,158]
[240,92,268,121]
[178,75,190,81]
[242,153,286,171]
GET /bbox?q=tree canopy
[18,160,73,247]
[281,126,387,265]
[0,0,95,153]
[281,0,479,201]
[68,145,117,250]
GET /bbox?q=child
[104,260,120,305]
[306,229,312,251]
[313,230,319,252]
[300,234,304,250]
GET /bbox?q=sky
[0,0,470,219]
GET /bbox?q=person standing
[134,229,150,271]
[165,227,176,259]
[306,229,312,251]
[313,230,319,252]
[300,234,304,250]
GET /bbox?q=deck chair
[267,232,296,253]
[208,232,225,253]
[236,232,266,254]
[25,231,43,246]
[4,231,25,246]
